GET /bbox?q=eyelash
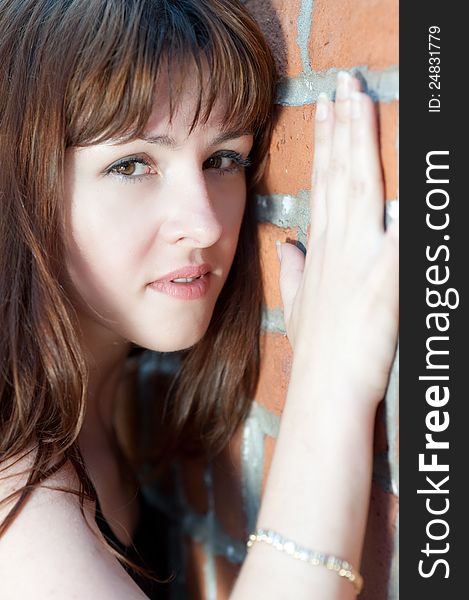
[204,151,252,176]
[105,151,252,184]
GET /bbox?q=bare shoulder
[0,450,147,600]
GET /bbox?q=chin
[132,320,210,353]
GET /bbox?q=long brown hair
[0,0,277,539]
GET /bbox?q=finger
[310,93,334,243]
[277,242,306,342]
[350,75,361,93]
[349,91,385,233]
[326,71,353,236]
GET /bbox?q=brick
[258,222,298,310]
[215,555,241,599]
[377,101,398,200]
[244,0,304,78]
[360,484,398,600]
[212,427,246,542]
[180,456,209,515]
[256,332,292,416]
[258,104,314,196]
[309,0,398,71]
[261,433,277,497]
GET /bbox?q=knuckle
[314,128,329,146]
[328,157,348,178]
[334,105,351,124]
[351,121,366,141]
[350,179,368,198]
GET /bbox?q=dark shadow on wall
[241,0,290,78]
[361,483,397,600]
[360,400,396,599]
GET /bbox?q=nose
[159,168,223,248]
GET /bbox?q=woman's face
[63,77,253,352]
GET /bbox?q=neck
[74,314,141,538]
[77,312,132,452]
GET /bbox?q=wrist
[286,356,379,424]
[289,335,392,414]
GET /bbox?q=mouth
[151,263,212,284]
[170,275,203,283]
[147,267,212,300]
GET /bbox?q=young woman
[0,1,399,598]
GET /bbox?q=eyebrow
[139,129,253,149]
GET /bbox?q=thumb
[277,241,305,339]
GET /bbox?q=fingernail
[276,240,283,261]
[387,199,399,221]
[351,91,361,119]
[336,71,351,100]
[389,217,399,239]
[316,93,329,121]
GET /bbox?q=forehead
[147,83,223,135]
[141,64,251,142]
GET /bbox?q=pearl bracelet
[246,528,363,595]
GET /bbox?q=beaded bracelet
[246,528,363,595]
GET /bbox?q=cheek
[71,177,160,258]
[63,187,149,310]
[213,176,247,240]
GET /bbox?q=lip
[150,263,212,283]
[147,263,212,301]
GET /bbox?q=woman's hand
[277,71,399,408]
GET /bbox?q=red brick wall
[177,1,399,598]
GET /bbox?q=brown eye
[107,156,154,181]
[115,162,136,176]
[205,156,223,169]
